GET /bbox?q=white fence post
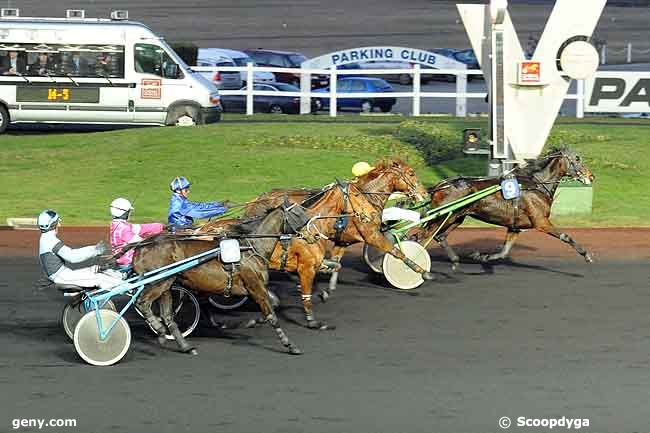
[600,44,607,65]
[246,62,254,116]
[455,70,467,117]
[329,69,337,117]
[412,64,421,116]
[300,68,312,114]
[627,42,632,63]
[576,79,585,119]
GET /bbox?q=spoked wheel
[146,284,201,340]
[62,298,116,341]
[363,232,398,274]
[74,309,131,366]
[382,240,431,290]
[208,294,249,310]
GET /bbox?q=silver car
[196,49,242,90]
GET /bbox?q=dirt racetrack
[2,227,650,432]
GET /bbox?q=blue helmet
[170,176,192,192]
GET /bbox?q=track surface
[2,240,650,432]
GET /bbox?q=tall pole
[488,0,509,176]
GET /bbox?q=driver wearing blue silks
[168,176,229,228]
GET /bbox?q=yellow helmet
[352,161,375,177]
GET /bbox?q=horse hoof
[188,348,198,356]
[319,291,329,303]
[157,335,167,346]
[244,319,258,328]
[288,346,303,355]
[422,271,435,281]
[451,262,460,273]
[584,253,594,263]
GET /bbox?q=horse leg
[436,235,460,271]
[473,229,521,262]
[360,227,435,280]
[298,260,331,330]
[160,290,197,355]
[135,280,173,346]
[242,269,302,355]
[534,220,593,262]
[319,245,344,302]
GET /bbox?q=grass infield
[1,115,648,226]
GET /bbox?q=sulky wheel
[208,293,249,311]
[62,299,116,341]
[149,285,201,340]
[363,232,397,274]
[74,309,131,366]
[382,240,431,290]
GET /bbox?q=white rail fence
[192,63,585,118]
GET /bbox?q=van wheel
[361,101,373,113]
[168,105,201,127]
[0,105,9,134]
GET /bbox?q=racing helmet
[170,176,192,192]
[352,161,375,177]
[37,210,60,232]
[110,197,133,219]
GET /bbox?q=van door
[131,43,187,124]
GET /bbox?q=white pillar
[412,64,421,116]
[300,70,312,114]
[576,79,584,119]
[246,62,254,116]
[627,42,632,63]
[329,69,337,117]
[600,44,607,65]
[456,71,467,117]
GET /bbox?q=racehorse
[203,159,429,329]
[132,205,303,356]
[411,147,595,269]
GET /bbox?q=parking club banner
[302,46,465,70]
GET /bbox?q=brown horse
[202,159,429,329]
[132,206,303,355]
[411,147,595,269]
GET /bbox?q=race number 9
[501,178,520,200]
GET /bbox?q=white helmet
[110,198,133,219]
[37,210,60,232]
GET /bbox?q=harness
[333,180,352,247]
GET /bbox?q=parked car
[199,48,275,84]
[314,77,396,113]
[220,81,320,114]
[452,49,482,79]
[196,49,242,89]
[338,60,435,85]
[243,48,329,88]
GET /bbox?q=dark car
[220,82,319,114]
[314,77,396,113]
[337,60,435,85]
[453,49,482,79]
[243,49,329,88]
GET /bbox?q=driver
[37,210,123,290]
[168,176,229,228]
[109,198,165,271]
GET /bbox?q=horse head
[550,147,595,185]
[357,159,427,201]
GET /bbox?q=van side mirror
[164,63,181,79]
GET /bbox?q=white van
[201,48,275,85]
[0,10,222,133]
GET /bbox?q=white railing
[192,63,584,118]
[599,43,650,64]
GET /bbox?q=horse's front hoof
[319,291,329,303]
[584,253,594,263]
[422,271,436,281]
[288,345,303,355]
[307,320,335,331]
[188,348,198,356]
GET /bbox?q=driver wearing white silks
[37,210,123,290]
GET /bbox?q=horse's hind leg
[473,229,521,262]
[136,281,173,346]
[243,270,302,355]
[160,290,197,355]
[318,245,344,302]
[534,220,593,263]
